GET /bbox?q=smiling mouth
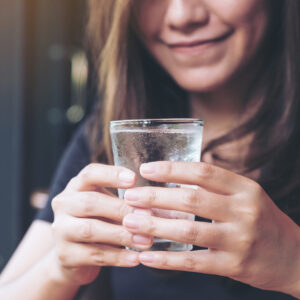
[166,32,232,55]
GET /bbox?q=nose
[165,0,209,32]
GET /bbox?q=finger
[66,163,137,192]
[150,208,186,219]
[123,214,228,249]
[57,243,140,268]
[139,249,228,275]
[124,186,231,221]
[54,216,153,251]
[52,191,135,222]
[140,161,249,195]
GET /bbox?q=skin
[0,1,300,299]
[127,0,300,296]
[50,164,151,285]
[133,0,271,149]
[133,0,269,92]
[124,162,300,296]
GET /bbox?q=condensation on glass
[110,119,204,251]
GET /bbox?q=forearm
[0,250,80,300]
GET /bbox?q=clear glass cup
[110,119,204,251]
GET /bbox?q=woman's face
[134,0,270,92]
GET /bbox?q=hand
[51,163,153,286]
[123,161,300,296]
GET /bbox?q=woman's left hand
[123,161,300,297]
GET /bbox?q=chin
[172,71,230,93]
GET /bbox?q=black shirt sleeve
[35,120,91,223]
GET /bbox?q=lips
[166,32,232,55]
[167,32,232,48]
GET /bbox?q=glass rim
[110,118,204,127]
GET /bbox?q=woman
[0,0,300,299]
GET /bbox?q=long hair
[86,0,188,163]
[86,0,300,221]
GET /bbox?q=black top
[35,121,297,300]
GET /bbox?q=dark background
[0,0,94,271]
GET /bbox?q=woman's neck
[190,88,246,147]
[189,80,262,179]
[191,64,265,137]
[189,54,265,147]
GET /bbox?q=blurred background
[0,0,95,271]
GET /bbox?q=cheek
[134,0,270,92]
[230,5,269,65]
[207,0,269,54]
[146,29,268,93]
[134,0,166,39]
[206,0,267,23]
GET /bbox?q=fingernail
[119,170,135,184]
[133,234,151,245]
[139,253,155,263]
[124,189,139,202]
[133,209,152,216]
[125,253,139,264]
[140,163,156,174]
[123,214,143,229]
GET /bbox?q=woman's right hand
[51,163,153,286]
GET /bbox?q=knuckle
[79,193,96,215]
[246,179,262,194]
[230,262,243,278]
[80,163,97,176]
[159,254,169,268]
[183,255,196,271]
[230,256,247,278]
[161,161,173,176]
[117,252,127,267]
[113,253,122,267]
[255,187,266,201]
[118,202,133,220]
[56,245,70,265]
[51,195,63,212]
[104,166,116,180]
[67,176,81,190]
[238,232,256,256]
[141,187,157,206]
[78,164,94,181]
[182,189,200,211]
[197,163,215,178]
[243,202,263,225]
[78,220,94,240]
[147,217,157,236]
[90,248,105,266]
[182,222,199,244]
[244,181,266,204]
[118,228,132,246]
[100,165,124,184]
[237,196,264,226]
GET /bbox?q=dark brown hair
[87,0,300,222]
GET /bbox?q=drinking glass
[110,119,204,251]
